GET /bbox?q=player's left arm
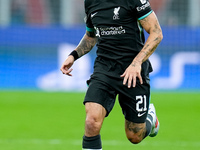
[136,11,163,64]
[121,12,163,88]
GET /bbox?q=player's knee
[126,133,143,144]
[128,137,142,144]
[85,116,101,131]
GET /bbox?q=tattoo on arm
[76,31,97,58]
[143,36,161,57]
[136,14,163,63]
[86,31,96,37]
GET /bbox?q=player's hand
[120,61,143,88]
[60,55,75,76]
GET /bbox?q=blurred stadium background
[0,0,200,150]
[0,0,200,91]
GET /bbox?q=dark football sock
[144,114,153,138]
[82,134,102,149]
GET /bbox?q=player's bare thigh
[84,102,107,137]
[125,119,146,144]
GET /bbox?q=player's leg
[124,104,159,144]
[119,94,151,144]
[118,81,159,144]
[82,77,117,150]
[122,104,160,144]
[125,120,147,144]
[84,102,106,137]
[82,102,106,150]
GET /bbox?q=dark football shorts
[83,73,150,123]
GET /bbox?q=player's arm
[121,12,163,88]
[75,31,97,58]
[134,11,163,64]
[60,31,97,76]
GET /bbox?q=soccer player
[60,0,163,149]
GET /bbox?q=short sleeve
[134,0,153,20]
[84,0,95,32]
[84,15,95,32]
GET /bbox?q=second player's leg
[124,104,160,144]
[125,120,147,144]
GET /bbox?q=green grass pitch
[0,91,199,150]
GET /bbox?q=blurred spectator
[49,0,60,24]
[166,0,189,25]
[8,0,200,26]
[150,0,167,14]
[11,0,54,25]
[74,0,85,24]
[26,0,50,25]
[11,0,27,24]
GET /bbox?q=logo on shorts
[113,7,120,20]
[138,112,146,117]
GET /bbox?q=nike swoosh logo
[91,12,98,18]
[138,112,146,117]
